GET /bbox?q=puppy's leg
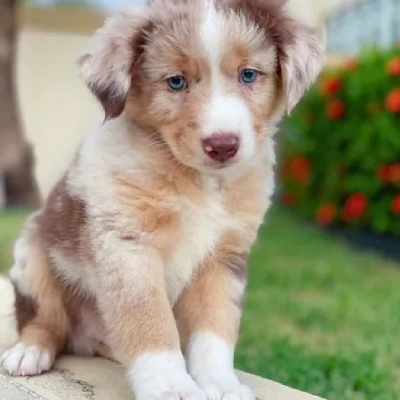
[1,239,68,376]
[93,237,204,400]
[174,240,253,400]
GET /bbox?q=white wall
[288,0,320,26]
[288,0,358,27]
[17,29,101,196]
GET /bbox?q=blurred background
[0,0,400,399]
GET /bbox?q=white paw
[137,387,205,400]
[0,343,52,376]
[129,352,206,400]
[185,333,255,400]
[198,380,255,400]
[135,372,205,400]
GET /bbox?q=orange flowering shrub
[326,99,345,119]
[342,193,368,222]
[387,56,400,76]
[316,204,336,225]
[322,77,343,96]
[281,48,400,237]
[385,88,400,113]
[391,195,400,215]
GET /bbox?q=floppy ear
[279,23,325,113]
[229,0,324,114]
[79,9,149,120]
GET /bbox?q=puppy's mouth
[207,157,240,169]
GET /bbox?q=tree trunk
[0,0,40,208]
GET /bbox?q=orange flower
[391,195,400,215]
[289,156,311,185]
[387,56,400,77]
[322,77,342,96]
[316,203,336,225]
[390,163,400,183]
[377,165,392,182]
[282,192,297,207]
[385,88,400,113]
[343,193,368,222]
[345,58,359,71]
[327,99,345,119]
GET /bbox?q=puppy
[1,0,323,399]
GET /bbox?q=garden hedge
[280,46,400,237]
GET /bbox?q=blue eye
[168,76,187,91]
[240,69,258,84]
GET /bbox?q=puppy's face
[128,1,280,173]
[80,0,324,174]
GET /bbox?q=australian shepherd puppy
[1,0,323,399]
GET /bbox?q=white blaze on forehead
[204,94,252,135]
[201,93,256,163]
[200,0,256,163]
[201,0,225,65]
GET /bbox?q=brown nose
[202,133,240,163]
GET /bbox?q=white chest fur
[165,191,239,305]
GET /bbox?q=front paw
[196,377,255,400]
[137,385,205,400]
[129,352,205,400]
[1,343,52,376]
[136,375,205,400]
[186,334,255,400]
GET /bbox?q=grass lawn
[0,210,28,273]
[1,207,400,400]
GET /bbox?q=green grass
[237,208,400,400]
[0,210,28,273]
[1,208,400,399]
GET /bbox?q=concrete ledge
[0,277,324,400]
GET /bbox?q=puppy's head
[80,0,324,173]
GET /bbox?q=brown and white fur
[1,1,323,399]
